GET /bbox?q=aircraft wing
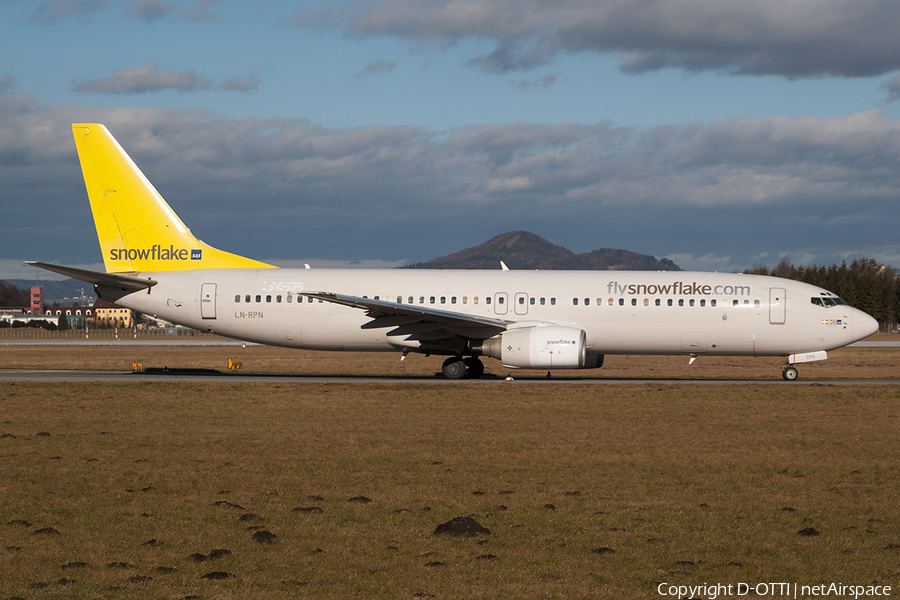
[25,262,157,292]
[301,292,508,341]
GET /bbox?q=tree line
[0,280,29,307]
[745,258,898,327]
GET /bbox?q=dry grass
[1,343,898,380]
[1,382,899,599]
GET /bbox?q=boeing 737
[29,124,879,380]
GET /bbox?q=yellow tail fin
[72,123,274,273]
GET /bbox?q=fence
[0,327,218,340]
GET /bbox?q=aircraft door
[200,283,217,319]
[494,292,508,315]
[769,287,785,324]
[514,293,529,315]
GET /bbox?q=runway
[1,368,897,385]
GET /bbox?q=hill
[4,279,97,305]
[400,231,681,271]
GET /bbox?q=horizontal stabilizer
[25,262,157,292]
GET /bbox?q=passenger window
[498,297,504,304]
[430,296,435,304]
[308,296,314,303]
[245,295,251,303]
[608,298,613,306]
[618,298,624,306]
[440,296,445,304]
[408,296,414,304]
[643,298,649,306]
[678,299,684,307]
[689,299,695,307]
[519,297,525,305]
[256,295,261,303]
[743,299,749,306]
[733,299,739,306]
[530,297,535,305]
[235,295,240,303]
[540,298,546,305]
[474,297,479,304]
[463,297,468,304]
[667,299,673,306]
[486,297,492,305]
[700,299,705,307]
[266,295,272,303]
[276,295,282,303]
[631,298,637,306]
[419,296,425,304]
[374,296,380,301]
[584,298,589,306]
[550,298,556,306]
[573,298,578,305]
[655,299,660,306]
[711,299,716,307]
[397,296,402,303]
[754,299,760,307]
[287,295,292,303]
[451,297,457,304]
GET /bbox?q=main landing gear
[782,365,799,381]
[441,356,485,380]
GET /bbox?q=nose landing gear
[782,365,799,381]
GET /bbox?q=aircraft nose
[854,309,879,341]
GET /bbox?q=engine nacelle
[480,326,591,369]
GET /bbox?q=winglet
[71,123,274,273]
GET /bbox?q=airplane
[28,123,879,380]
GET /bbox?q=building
[44,298,134,328]
[30,287,44,315]
[90,298,134,328]
[43,304,93,328]
[1,308,58,327]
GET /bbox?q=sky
[2,0,900,280]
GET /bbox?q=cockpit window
[811,296,846,308]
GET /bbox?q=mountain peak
[401,232,680,271]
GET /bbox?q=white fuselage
[111,269,877,358]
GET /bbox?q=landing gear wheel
[463,357,484,379]
[442,357,467,380]
[782,366,799,381]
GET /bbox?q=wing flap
[301,292,508,341]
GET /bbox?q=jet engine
[477,326,602,369]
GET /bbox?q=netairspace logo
[109,245,202,261]
[657,582,892,599]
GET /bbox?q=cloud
[123,0,176,22]
[358,59,398,77]
[180,0,223,23]
[511,74,557,90]
[72,63,211,93]
[219,74,261,92]
[25,0,109,25]
[71,63,260,94]
[882,74,900,103]
[0,76,14,95]
[286,0,900,78]
[1,93,899,270]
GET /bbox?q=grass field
[2,376,899,599]
[1,341,898,380]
